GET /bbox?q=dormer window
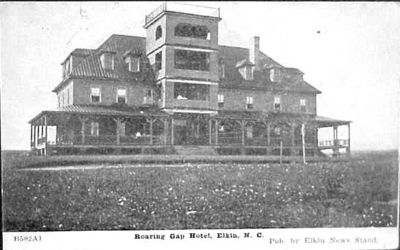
[274,96,281,112]
[236,60,254,81]
[300,98,306,112]
[156,26,162,40]
[246,96,254,109]
[125,56,140,72]
[116,88,127,104]
[270,68,282,82]
[62,58,72,79]
[100,51,115,70]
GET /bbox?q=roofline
[60,49,95,65]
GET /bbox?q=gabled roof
[54,34,321,94]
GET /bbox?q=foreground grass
[2,151,398,231]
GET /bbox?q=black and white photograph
[1,2,399,250]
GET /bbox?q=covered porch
[28,105,171,155]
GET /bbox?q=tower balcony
[145,2,220,27]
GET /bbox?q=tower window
[90,87,101,103]
[218,94,224,108]
[155,26,162,40]
[116,88,127,104]
[174,49,210,71]
[246,96,254,109]
[300,98,306,112]
[274,96,281,111]
[155,52,162,71]
[174,82,209,101]
[174,23,210,40]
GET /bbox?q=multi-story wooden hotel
[29,3,351,156]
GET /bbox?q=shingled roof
[53,34,321,94]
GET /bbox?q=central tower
[144,2,221,114]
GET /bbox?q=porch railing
[55,134,164,146]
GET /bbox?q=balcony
[145,2,220,27]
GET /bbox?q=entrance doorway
[172,116,209,145]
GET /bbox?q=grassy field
[2,150,398,231]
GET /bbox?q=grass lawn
[2,150,398,231]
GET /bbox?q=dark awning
[315,115,351,128]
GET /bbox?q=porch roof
[29,105,168,125]
[315,115,351,128]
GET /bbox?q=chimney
[249,36,260,70]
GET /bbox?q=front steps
[174,145,217,155]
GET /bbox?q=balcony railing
[145,2,220,26]
[318,139,349,147]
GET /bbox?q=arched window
[174,23,210,40]
[155,26,162,40]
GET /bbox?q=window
[274,127,281,136]
[274,96,281,111]
[67,89,70,105]
[300,98,306,112]
[174,82,209,101]
[155,26,162,40]
[218,94,224,108]
[246,96,254,109]
[100,53,114,70]
[144,89,153,104]
[246,126,253,139]
[57,95,61,108]
[91,87,101,103]
[174,23,210,40]
[174,49,210,71]
[126,56,140,72]
[155,52,162,71]
[146,89,153,98]
[116,88,127,104]
[90,122,99,136]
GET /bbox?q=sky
[1,2,399,151]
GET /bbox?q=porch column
[266,122,271,155]
[149,119,153,145]
[33,125,37,148]
[241,120,246,146]
[36,125,39,147]
[171,118,174,145]
[333,126,339,156]
[113,117,122,145]
[215,120,219,145]
[44,115,48,143]
[30,124,33,148]
[314,125,319,156]
[79,116,88,145]
[44,115,48,155]
[163,118,169,144]
[347,123,351,156]
[290,122,296,156]
[209,119,212,145]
